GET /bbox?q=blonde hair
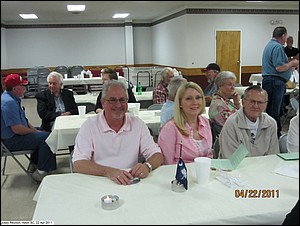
[173,81,206,136]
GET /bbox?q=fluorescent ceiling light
[113,13,130,19]
[67,5,86,12]
[19,14,38,19]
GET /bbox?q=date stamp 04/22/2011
[234,189,280,199]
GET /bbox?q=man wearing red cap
[1,74,56,182]
[202,63,221,106]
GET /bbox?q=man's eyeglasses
[244,98,267,106]
[105,97,128,104]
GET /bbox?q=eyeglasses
[105,97,128,104]
[243,98,267,106]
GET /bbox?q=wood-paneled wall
[1,65,262,92]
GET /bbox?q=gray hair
[47,71,63,84]
[161,67,174,80]
[243,85,268,101]
[215,71,237,89]
[101,80,128,100]
[167,77,187,100]
[272,26,287,38]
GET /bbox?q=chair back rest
[290,97,299,111]
[76,103,96,114]
[279,134,288,153]
[27,66,42,85]
[209,120,223,146]
[213,136,220,159]
[37,67,51,92]
[55,66,69,77]
[145,86,154,91]
[69,150,74,173]
[70,66,84,78]
[147,104,163,110]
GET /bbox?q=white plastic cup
[194,157,212,186]
[78,106,86,118]
[64,74,68,79]
[133,103,140,116]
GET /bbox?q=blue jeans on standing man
[2,131,57,172]
[262,76,286,138]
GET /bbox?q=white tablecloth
[249,73,262,84]
[235,86,248,97]
[74,93,98,104]
[46,106,209,153]
[32,154,299,225]
[46,111,161,153]
[63,77,103,86]
[134,91,153,101]
[74,91,153,104]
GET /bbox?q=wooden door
[216,31,241,83]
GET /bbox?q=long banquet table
[45,111,161,153]
[45,106,209,153]
[133,91,153,102]
[63,77,103,86]
[32,154,299,225]
[74,91,153,104]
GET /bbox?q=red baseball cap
[4,74,28,88]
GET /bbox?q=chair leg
[1,156,7,175]
[8,154,37,183]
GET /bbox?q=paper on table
[277,152,299,161]
[273,164,299,179]
[211,143,249,171]
[215,170,252,188]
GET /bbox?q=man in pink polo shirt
[72,80,163,185]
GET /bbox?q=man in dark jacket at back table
[36,71,78,132]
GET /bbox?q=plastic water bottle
[138,82,142,95]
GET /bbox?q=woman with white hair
[208,71,241,127]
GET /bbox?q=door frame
[215,29,242,83]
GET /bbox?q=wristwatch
[144,162,152,172]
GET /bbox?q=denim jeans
[262,76,286,138]
[2,131,57,172]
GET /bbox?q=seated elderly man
[152,67,174,104]
[202,63,221,106]
[2,74,57,182]
[219,85,279,159]
[72,80,163,185]
[36,71,79,132]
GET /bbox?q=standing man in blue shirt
[1,74,56,182]
[262,26,299,138]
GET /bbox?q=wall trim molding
[1,65,262,76]
[2,8,298,29]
